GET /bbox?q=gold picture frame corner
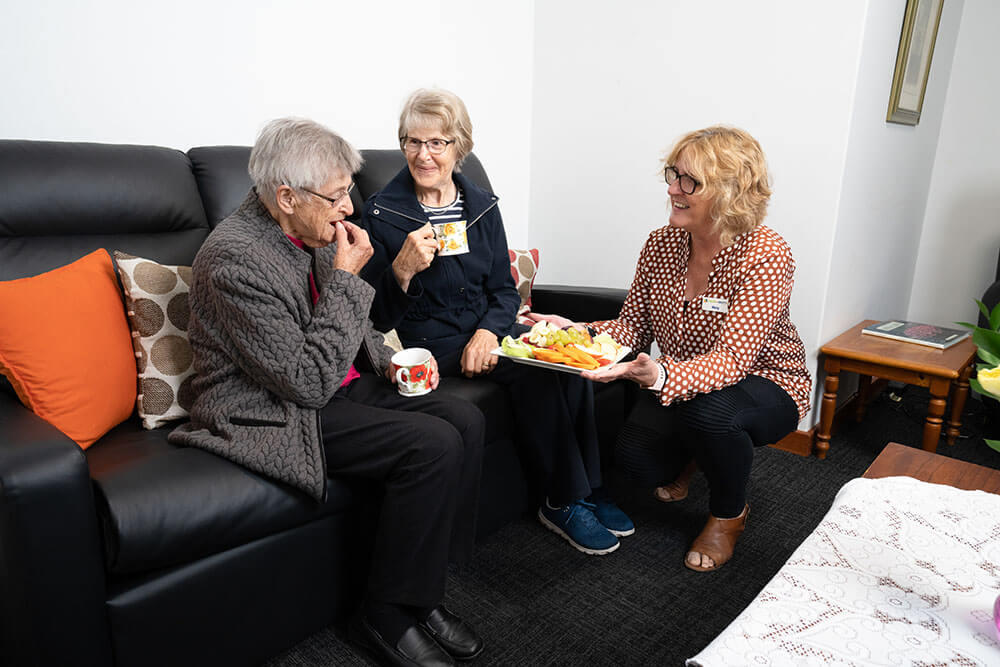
[885,0,944,127]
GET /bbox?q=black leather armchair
[0,140,629,667]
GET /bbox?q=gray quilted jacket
[169,191,394,500]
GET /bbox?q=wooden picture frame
[886,0,944,125]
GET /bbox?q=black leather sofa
[0,140,628,667]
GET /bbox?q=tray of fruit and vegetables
[491,321,630,375]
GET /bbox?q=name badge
[433,220,470,256]
[701,296,728,313]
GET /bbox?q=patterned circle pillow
[113,251,195,429]
[508,248,539,325]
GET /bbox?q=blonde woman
[533,126,811,572]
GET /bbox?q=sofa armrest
[529,284,627,323]
[0,393,112,666]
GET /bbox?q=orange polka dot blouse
[594,224,812,419]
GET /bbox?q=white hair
[398,88,474,169]
[248,117,363,205]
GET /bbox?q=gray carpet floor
[265,386,1000,666]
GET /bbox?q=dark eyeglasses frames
[663,166,701,195]
[400,137,455,155]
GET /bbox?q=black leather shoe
[419,606,484,661]
[348,616,455,667]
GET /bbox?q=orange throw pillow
[0,250,137,448]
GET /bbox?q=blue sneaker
[589,497,635,537]
[538,499,619,555]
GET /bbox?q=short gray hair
[398,88,474,169]
[249,117,363,205]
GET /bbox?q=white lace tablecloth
[687,476,1000,666]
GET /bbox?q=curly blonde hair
[664,126,771,245]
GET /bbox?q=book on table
[861,320,970,349]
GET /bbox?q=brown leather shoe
[684,504,749,572]
[653,461,696,503]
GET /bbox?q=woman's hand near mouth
[332,220,373,275]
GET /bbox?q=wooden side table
[815,320,976,459]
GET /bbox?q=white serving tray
[490,345,631,376]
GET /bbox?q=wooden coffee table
[816,320,976,459]
[863,441,1000,494]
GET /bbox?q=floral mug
[391,347,433,397]
[432,220,470,256]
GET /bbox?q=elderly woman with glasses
[170,118,486,667]
[360,88,634,558]
[531,126,811,572]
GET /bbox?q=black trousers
[320,373,485,608]
[436,348,602,506]
[616,375,798,517]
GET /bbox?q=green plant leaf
[973,327,1000,361]
[956,321,976,331]
[978,348,1000,366]
[970,377,1000,400]
[991,301,1000,331]
[985,439,1000,454]
[978,363,997,373]
[976,299,991,320]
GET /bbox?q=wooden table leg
[855,374,871,422]
[946,364,973,446]
[922,378,950,453]
[815,358,840,460]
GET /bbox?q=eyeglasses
[400,137,455,155]
[303,182,355,207]
[664,166,701,195]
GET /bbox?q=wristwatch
[646,363,667,392]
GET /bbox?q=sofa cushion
[530,284,630,323]
[113,252,196,429]
[436,375,513,443]
[0,250,137,448]
[0,140,210,281]
[187,146,253,228]
[86,422,365,576]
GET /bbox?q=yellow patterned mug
[432,221,470,256]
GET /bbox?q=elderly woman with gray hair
[361,89,633,558]
[170,118,485,667]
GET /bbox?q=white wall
[822,1,963,342]
[0,0,535,246]
[528,0,971,426]
[908,0,1000,327]
[529,0,870,424]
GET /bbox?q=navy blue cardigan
[360,167,520,358]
